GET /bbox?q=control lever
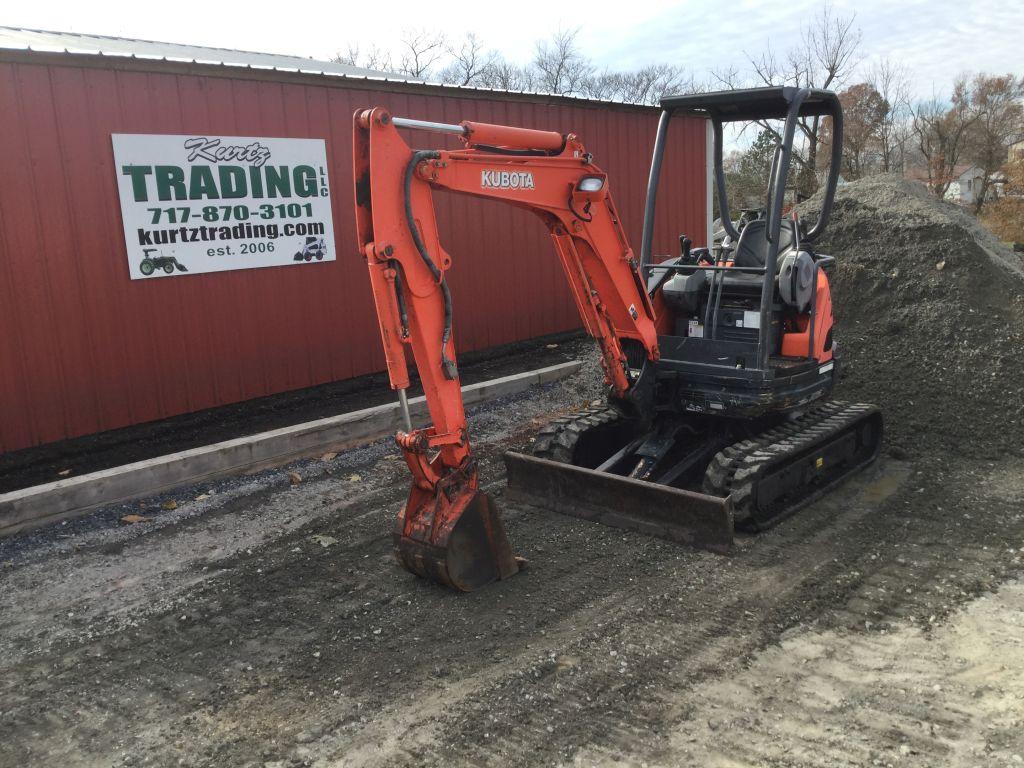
[678,234,694,264]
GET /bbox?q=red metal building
[0,29,709,453]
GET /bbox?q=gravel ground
[2,358,1023,768]
[3,178,1024,767]
[799,175,1024,459]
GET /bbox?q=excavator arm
[353,107,661,590]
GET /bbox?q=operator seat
[733,219,796,270]
[657,219,800,313]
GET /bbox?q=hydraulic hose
[469,141,566,157]
[404,150,457,379]
[391,262,410,338]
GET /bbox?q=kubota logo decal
[481,170,535,190]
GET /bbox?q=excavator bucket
[394,487,520,592]
[503,452,734,553]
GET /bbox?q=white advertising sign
[111,134,335,279]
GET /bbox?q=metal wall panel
[0,57,707,452]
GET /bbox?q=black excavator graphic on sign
[293,236,327,262]
[139,248,188,276]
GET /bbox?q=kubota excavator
[353,86,883,592]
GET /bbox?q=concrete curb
[0,360,583,536]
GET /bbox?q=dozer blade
[503,452,734,553]
[394,488,520,592]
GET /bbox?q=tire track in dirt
[659,577,1024,768]
[3,354,1024,767]
[360,458,1023,768]
[382,462,915,767]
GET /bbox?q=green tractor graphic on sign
[139,248,188,276]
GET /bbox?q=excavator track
[702,401,883,531]
[530,404,634,466]
[512,399,882,547]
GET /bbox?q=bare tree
[583,64,699,105]
[966,73,1024,212]
[397,28,447,79]
[580,69,617,101]
[332,45,360,67]
[912,77,983,198]
[737,4,862,191]
[440,33,496,87]
[866,58,912,172]
[709,64,742,90]
[478,57,536,92]
[332,44,393,73]
[532,28,593,96]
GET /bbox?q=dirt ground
[3,177,1024,767]
[2,346,1024,767]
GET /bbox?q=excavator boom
[353,107,731,590]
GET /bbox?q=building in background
[905,163,1002,206]
[0,28,709,453]
[945,165,988,206]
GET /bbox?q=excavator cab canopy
[639,86,843,274]
[660,86,840,121]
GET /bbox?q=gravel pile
[798,175,1024,460]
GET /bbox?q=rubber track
[530,405,625,464]
[703,401,881,529]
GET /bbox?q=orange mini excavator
[353,87,882,591]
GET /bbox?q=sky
[4,0,1020,100]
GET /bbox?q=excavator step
[503,452,734,553]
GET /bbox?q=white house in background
[944,165,987,205]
